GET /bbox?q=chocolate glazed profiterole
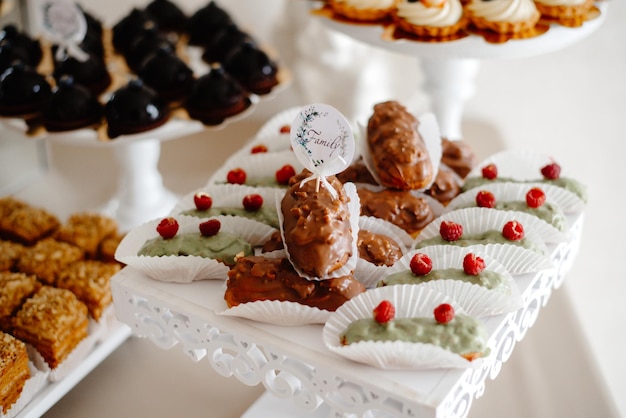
[281,170,353,278]
[367,101,434,190]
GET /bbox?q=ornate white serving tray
[111,212,583,418]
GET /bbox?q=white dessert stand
[111,211,584,418]
[317,1,608,139]
[0,117,207,231]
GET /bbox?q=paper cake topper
[290,103,354,198]
[38,0,88,62]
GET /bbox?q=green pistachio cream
[415,230,543,255]
[137,232,252,265]
[340,315,489,358]
[461,176,587,203]
[458,200,565,232]
[181,207,279,229]
[379,268,510,294]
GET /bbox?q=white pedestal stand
[317,2,608,140]
[421,58,481,140]
[102,139,178,232]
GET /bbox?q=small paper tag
[39,0,89,62]
[290,103,354,196]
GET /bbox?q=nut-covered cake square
[0,331,31,413]
[0,197,60,245]
[17,238,84,285]
[56,260,121,321]
[54,213,118,258]
[0,272,41,333]
[12,286,89,369]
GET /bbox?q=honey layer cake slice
[0,331,30,414]
[0,272,41,333]
[16,238,84,285]
[12,286,89,369]
[54,213,119,258]
[56,260,121,321]
[0,197,60,245]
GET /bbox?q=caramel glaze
[281,170,353,278]
[357,187,434,237]
[224,256,365,311]
[357,229,402,267]
[441,138,477,179]
[367,101,433,190]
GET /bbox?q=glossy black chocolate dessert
[145,0,188,33]
[187,1,234,47]
[0,64,51,117]
[0,25,42,71]
[185,65,251,126]
[53,51,111,96]
[201,24,255,64]
[123,27,176,72]
[112,8,156,55]
[136,48,194,103]
[222,42,278,95]
[105,79,169,138]
[42,75,103,132]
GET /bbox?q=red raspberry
[440,221,463,242]
[434,303,455,324]
[251,144,268,154]
[373,300,395,324]
[463,253,485,276]
[275,164,296,185]
[526,187,546,208]
[541,162,561,180]
[242,194,263,211]
[226,168,246,185]
[409,253,433,276]
[475,190,496,208]
[481,164,498,180]
[156,217,179,239]
[193,192,213,211]
[279,124,290,134]
[199,219,221,237]
[502,220,524,241]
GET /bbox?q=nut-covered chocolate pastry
[336,157,377,185]
[357,187,434,237]
[357,229,402,267]
[367,101,433,190]
[281,170,353,278]
[441,138,476,179]
[224,256,366,311]
[425,164,462,205]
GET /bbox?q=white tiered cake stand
[316,1,607,139]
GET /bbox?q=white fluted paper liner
[359,215,414,249]
[1,363,49,418]
[115,216,258,282]
[323,286,488,369]
[219,300,332,326]
[207,150,304,187]
[415,207,553,274]
[171,184,284,232]
[445,184,569,243]
[356,183,447,219]
[450,181,584,216]
[355,216,412,288]
[359,112,443,191]
[467,149,554,180]
[278,182,360,281]
[465,150,588,206]
[382,246,523,317]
